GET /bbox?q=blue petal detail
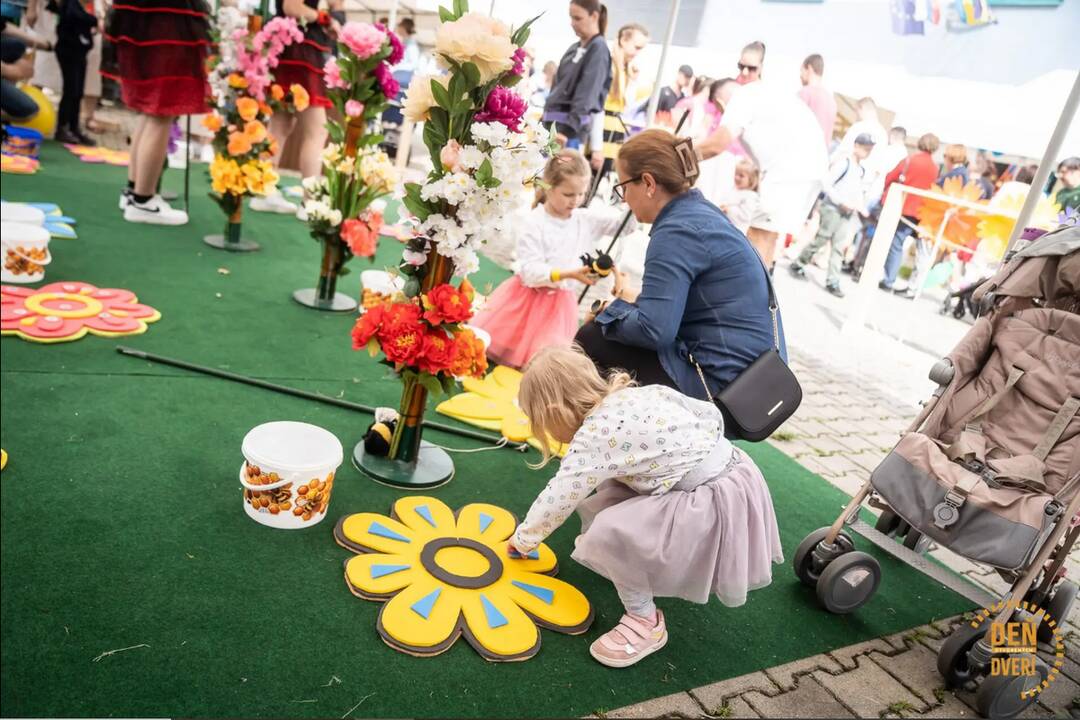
[525,549,540,560]
[478,512,494,533]
[415,504,437,527]
[370,564,410,579]
[411,588,442,619]
[480,595,508,628]
[368,520,411,543]
[511,580,555,604]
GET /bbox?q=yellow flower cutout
[436,365,568,457]
[334,496,593,661]
[976,192,1061,262]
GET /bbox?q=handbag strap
[688,225,782,400]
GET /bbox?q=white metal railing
[841,183,1020,336]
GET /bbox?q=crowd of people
[2,0,1078,672]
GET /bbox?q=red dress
[272,0,331,109]
[102,0,210,116]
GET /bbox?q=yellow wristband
[550,269,561,282]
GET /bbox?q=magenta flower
[323,57,348,90]
[373,62,400,99]
[510,47,527,77]
[474,85,527,132]
[340,22,387,60]
[375,23,404,65]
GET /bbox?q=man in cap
[789,133,876,297]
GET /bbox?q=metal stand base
[204,234,260,252]
[291,288,358,312]
[353,440,454,489]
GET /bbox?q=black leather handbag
[689,259,802,442]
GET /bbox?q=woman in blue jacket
[577,128,787,402]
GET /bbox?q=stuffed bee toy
[580,250,614,278]
[363,408,400,457]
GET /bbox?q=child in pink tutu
[508,346,784,668]
[472,150,633,368]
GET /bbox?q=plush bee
[580,250,614,277]
[363,408,400,457]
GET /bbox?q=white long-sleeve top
[512,385,733,553]
[513,203,634,292]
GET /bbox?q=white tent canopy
[494,0,1077,161]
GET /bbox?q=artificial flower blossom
[339,21,387,60]
[433,12,515,83]
[323,56,347,90]
[473,85,527,133]
[340,211,383,257]
[415,121,551,275]
[401,74,449,123]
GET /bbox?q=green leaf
[452,0,467,19]
[439,374,458,396]
[430,78,452,110]
[419,373,444,398]
[511,13,542,45]
[438,6,454,22]
[402,183,432,222]
[461,62,481,90]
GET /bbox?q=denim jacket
[595,189,787,401]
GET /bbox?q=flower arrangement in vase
[203,10,304,252]
[292,21,402,312]
[350,0,552,488]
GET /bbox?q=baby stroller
[793,223,1079,719]
[941,274,993,320]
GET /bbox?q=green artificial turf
[1,143,975,718]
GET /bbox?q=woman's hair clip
[673,137,700,181]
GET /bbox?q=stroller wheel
[974,654,1047,720]
[815,551,881,614]
[937,621,987,689]
[1038,581,1078,645]
[903,529,932,554]
[874,510,905,538]
[794,527,854,587]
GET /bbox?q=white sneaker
[119,189,132,210]
[123,195,189,226]
[250,191,298,214]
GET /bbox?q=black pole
[116,346,510,446]
[577,110,692,305]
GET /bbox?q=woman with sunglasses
[576,129,786,410]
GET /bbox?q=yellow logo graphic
[970,598,1066,699]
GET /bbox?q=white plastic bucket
[359,269,405,313]
[0,201,46,226]
[240,421,344,530]
[1,221,51,284]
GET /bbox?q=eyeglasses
[737,63,759,73]
[612,175,642,201]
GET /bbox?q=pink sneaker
[589,610,668,668]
